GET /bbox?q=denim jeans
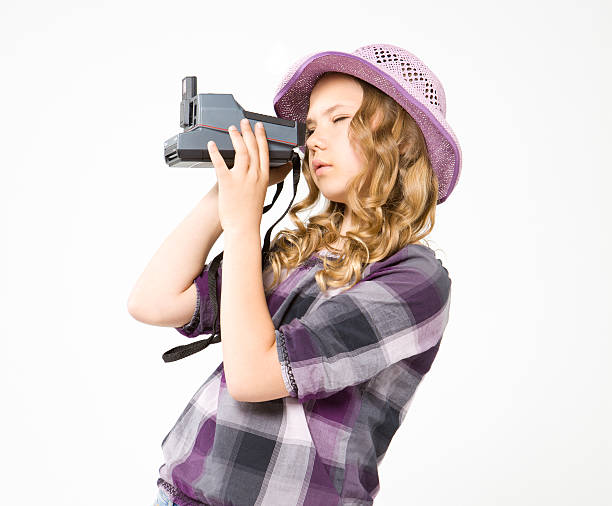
[152,486,180,506]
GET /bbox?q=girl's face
[305,74,366,204]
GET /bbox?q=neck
[340,207,353,235]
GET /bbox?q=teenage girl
[129,43,461,506]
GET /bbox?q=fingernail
[256,122,263,129]
[241,118,249,127]
[228,125,236,131]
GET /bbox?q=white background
[1,0,610,504]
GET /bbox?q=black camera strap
[162,151,302,362]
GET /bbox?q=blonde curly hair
[263,72,438,295]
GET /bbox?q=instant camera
[164,76,305,169]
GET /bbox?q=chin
[321,194,347,204]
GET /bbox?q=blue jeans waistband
[153,486,180,506]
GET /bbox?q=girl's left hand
[208,118,270,234]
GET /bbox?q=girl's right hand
[268,160,293,187]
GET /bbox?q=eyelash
[305,117,348,137]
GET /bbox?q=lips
[315,164,331,175]
[312,158,330,169]
[312,159,332,175]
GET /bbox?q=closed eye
[305,117,349,138]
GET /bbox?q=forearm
[128,183,222,309]
[221,228,276,397]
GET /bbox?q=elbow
[127,303,145,324]
[225,373,247,402]
[227,385,244,402]
[127,296,153,323]
[228,388,244,402]
[126,286,144,316]
[127,296,139,319]
[127,290,145,315]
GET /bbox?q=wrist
[207,182,219,199]
[223,227,260,242]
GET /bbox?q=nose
[306,128,327,153]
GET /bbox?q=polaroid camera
[164,76,305,169]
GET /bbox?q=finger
[254,122,270,177]
[228,124,249,173]
[239,118,260,176]
[208,140,228,179]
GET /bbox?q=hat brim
[273,50,461,204]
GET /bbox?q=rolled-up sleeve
[275,265,451,403]
[175,261,223,338]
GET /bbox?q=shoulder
[367,243,448,276]
[362,243,451,298]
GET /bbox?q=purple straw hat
[273,43,462,204]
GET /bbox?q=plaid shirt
[157,243,452,505]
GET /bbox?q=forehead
[306,74,362,125]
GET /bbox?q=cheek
[342,128,365,161]
[342,138,366,172]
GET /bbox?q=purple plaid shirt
[157,243,452,505]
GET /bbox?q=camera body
[164,76,306,169]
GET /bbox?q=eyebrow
[305,104,351,126]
